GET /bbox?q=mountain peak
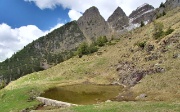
[107,6,129,31]
[113,6,127,16]
[129,3,155,24]
[83,6,100,16]
[77,6,110,40]
[136,3,149,10]
[129,3,154,18]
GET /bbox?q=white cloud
[25,0,166,20]
[68,10,82,21]
[48,23,64,32]
[0,23,63,62]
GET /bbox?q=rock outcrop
[107,7,129,31]
[165,0,180,10]
[116,61,165,86]
[129,3,155,24]
[77,6,110,41]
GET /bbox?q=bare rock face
[77,6,110,41]
[116,61,165,86]
[107,7,129,31]
[129,3,155,24]
[165,0,180,10]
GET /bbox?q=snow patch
[129,9,154,23]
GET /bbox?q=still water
[41,84,123,105]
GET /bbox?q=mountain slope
[0,6,113,84]
[0,21,86,82]
[0,6,180,112]
[0,4,164,85]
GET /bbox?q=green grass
[34,101,180,112]
[0,87,39,112]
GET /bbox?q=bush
[102,36,108,43]
[89,43,98,53]
[96,37,104,47]
[153,22,174,40]
[163,11,166,16]
[77,42,98,58]
[140,21,145,27]
[137,41,146,49]
[165,27,174,35]
[153,22,164,39]
[76,36,109,58]
[96,36,108,47]
[77,42,89,57]
[0,80,6,89]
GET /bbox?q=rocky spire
[77,6,110,41]
[107,7,129,31]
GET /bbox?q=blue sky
[0,0,166,62]
[0,0,70,30]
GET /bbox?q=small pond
[41,84,123,105]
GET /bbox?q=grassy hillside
[0,21,85,83]
[0,7,180,112]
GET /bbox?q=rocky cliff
[165,0,180,9]
[77,6,110,41]
[107,7,129,31]
[129,3,155,25]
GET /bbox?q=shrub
[163,11,166,16]
[96,36,104,47]
[76,42,98,58]
[96,36,108,47]
[76,36,109,58]
[0,80,6,89]
[102,36,108,43]
[77,42,89,57]
[89,43,98,53]
[140,21,145,27]
[153,22,164,39]
[137,41,146,49]
[165,27,174,35]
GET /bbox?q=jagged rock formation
[107,7,129,31]
[77,6,110,41]
[129,3,155,24]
